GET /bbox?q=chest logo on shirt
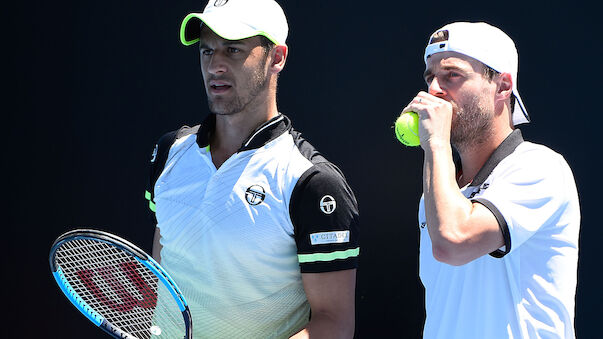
[245,185,266,205]
[319,195,337,214]
[469,183,490,198]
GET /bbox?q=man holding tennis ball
[397,22,580,338]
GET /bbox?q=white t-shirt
[419,130,580,339]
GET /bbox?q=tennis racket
[49,229,192,339]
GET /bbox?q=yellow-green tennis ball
[394,112,420,147]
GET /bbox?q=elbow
[431,240,471,266]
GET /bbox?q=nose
[428,77,446,97]
[205,53,227,75]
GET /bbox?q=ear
[495,72,513,103]
[270,45,288,74]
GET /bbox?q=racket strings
[54,238,185,338]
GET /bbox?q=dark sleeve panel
[472,197,511,258]
[145,125,200,224]
[290,162,360,273]
[145,130,178,223]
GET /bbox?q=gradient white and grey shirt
[145,114,359,338]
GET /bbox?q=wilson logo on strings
[76,261,157,312]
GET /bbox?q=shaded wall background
[7,1,600,337]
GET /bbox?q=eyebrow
[199,39,246,49]
[423,65,469,80]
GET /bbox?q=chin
[208,104,241,116]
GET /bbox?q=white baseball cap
[424,22,530,125]
[180,0,288,47]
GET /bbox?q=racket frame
[49,229,192,339]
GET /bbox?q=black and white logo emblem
[468,183,490,198]
[214,0,229,6]
[245,185,266,205]
[319,195,336,214]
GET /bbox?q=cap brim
[179,12,282,46]
[180,13,203,46]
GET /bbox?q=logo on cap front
[214,0,229,6]
[319,195,336,214]
[245,185,266,205]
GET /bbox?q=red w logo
[77,261,158,312]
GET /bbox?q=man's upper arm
[288,162,359,337]
[450,201,505,264]
[289,162,360,273]
[424,192,504,266]
[294,269,356,338]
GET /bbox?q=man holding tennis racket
[145,0,359,338]
[401,22,580,338]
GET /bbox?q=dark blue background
[7,1,600,337]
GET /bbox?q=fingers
[405,92,452,116]
[402,91,433,115]
[400,92,454,150]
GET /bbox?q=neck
[457,123,513,187]
[210,90,278,168]
[455,100,514,187]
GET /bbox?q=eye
[200,48,213,56]
[227,47,241,54]
[446,71,461,79]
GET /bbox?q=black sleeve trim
[472,197,511,258]
[289,162,360,273]
[299,260,358,274]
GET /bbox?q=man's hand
[401,91,453,152]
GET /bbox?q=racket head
[49,229,192,339]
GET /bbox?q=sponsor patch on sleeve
[310,231,350,245]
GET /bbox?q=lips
[208,80,232,94]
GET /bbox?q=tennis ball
[394,112,420,147]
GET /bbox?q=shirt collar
[470,129,525,187]
[195,113,291,152]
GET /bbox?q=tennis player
[402,22,580,338]
[144,1,359,338]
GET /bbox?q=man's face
[199,27,271,115]
[424,52,497,150]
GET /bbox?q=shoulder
[288,134,351,200]
[494,141,573,181]
[479,140,579,219]
[301,162,350,195]
[287,128,329,165]
[290,160,358,221]
[155,125,200,146]
[150,124,200,175]
[281,125,356,208]
[156,125,201,155]
[512,142,568,166]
